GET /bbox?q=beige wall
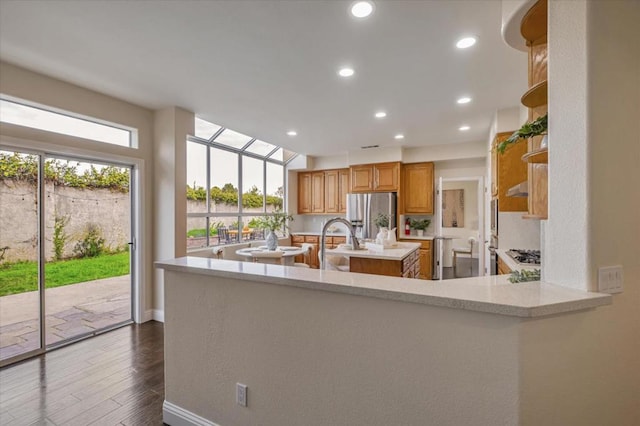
[0,61,156,317]
[164,270,521,426]
[535,1,640,424]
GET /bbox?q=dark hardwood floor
[442,257,480,280]
[0,321,164,426]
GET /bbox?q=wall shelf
[520,0,548,44]
[522,147,548,164]
[522,213,548,220]
[521,80,548,108]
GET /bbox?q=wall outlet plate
[236,383,247,407]
[598,265,623,294]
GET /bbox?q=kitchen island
[156,257,611,426]
[326,241,421,278]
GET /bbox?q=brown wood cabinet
[324,169,350,214]
[350,162,400,193]
[399,239,432,280]
[402,162,434,214]
[291,234,346,269]
[349,248,419,278]
[298,169,349,215]
[497,256,512,275]
[493,132,528,212]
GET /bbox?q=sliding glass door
[0,150,134,365]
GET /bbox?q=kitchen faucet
[319,217,360,270]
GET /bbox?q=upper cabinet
[324,169,350,214]
[402,162,434,214]
[298,169,349,215]
[493,132,528,212]
[350,162,400,193]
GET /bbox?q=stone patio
[0,275,131,361]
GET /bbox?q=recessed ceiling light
[394,134,405,140]
[456,37,477,49]
[375,111,387,118]
[338,67,355,77]
[459,125,470,131]
[287,130,297,136]
[351,1,374,18]
[457,97,472,104]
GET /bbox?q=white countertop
[156,257,611,318]
[497,249,541,272]
[292,231,348,236]
[327,242,420,260]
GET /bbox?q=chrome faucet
[319,217,360,270]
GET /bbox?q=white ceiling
[0,0,527,157]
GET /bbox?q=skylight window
[194,117,221,140]
[213,128,252,149]
[0,99,134,147]
[245,140,277,157]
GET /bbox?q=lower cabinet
[399,239,432,280]
[291,235,346,269]
[497,256,512,275]
[349,249,420,278]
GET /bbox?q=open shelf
[522,213,548,220]
[522,147,548,164]
[520,0,547,44]
[521,80,548,108]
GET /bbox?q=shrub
[53,215,69,260]
[73,223,105,258]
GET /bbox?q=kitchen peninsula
[156,258,611,426]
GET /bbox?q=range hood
[506,181,528,197]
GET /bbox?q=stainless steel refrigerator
[346,192,397,240]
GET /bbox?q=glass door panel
[0,150,43,363]
[44,157,132,347]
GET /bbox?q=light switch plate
[236,383,247,407]
[598,265,623,294]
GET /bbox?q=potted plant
[255,210,294,250]
[373,213,390,229]
[497,113,548,154]
[410,218,431,237]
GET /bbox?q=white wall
[442,180,479,254]
[497,212,540,250]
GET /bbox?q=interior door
[435,177,444,280]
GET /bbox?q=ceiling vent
[360,145,380,149]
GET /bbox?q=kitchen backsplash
[290,214,346,233]
[498,212,541,249]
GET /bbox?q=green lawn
[0,252,130,297]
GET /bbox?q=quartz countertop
[497,249,541,272]
[291,231,348,236]
[326,242,420,260]
[156,257,611,318]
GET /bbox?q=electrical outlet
[236,383,247,407]
[598,266,623,294]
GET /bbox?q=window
[186,118,297,249]
[0,99,135,147]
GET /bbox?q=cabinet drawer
[291,235,305,243]
[332,236,346,245]
[304,236,319,243]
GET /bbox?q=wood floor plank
[0,322,164,426]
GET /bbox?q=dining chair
[217,227,231,245]
[453,237,476,277]
[250,250,285,265]
[293,243,314,268]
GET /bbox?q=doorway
[0,149,135,366]
[434,176,485,280]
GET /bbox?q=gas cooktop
[506,249,541,265]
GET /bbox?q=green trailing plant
[410,218,431,230]
[53,215,69,260]
[497,114,548,154]
[254,210,294,232]
[73,223,105,258]
[508,269,541,283]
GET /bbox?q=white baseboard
[143,309,154,322]
[152,309,165,323]
[163,400,219,426]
